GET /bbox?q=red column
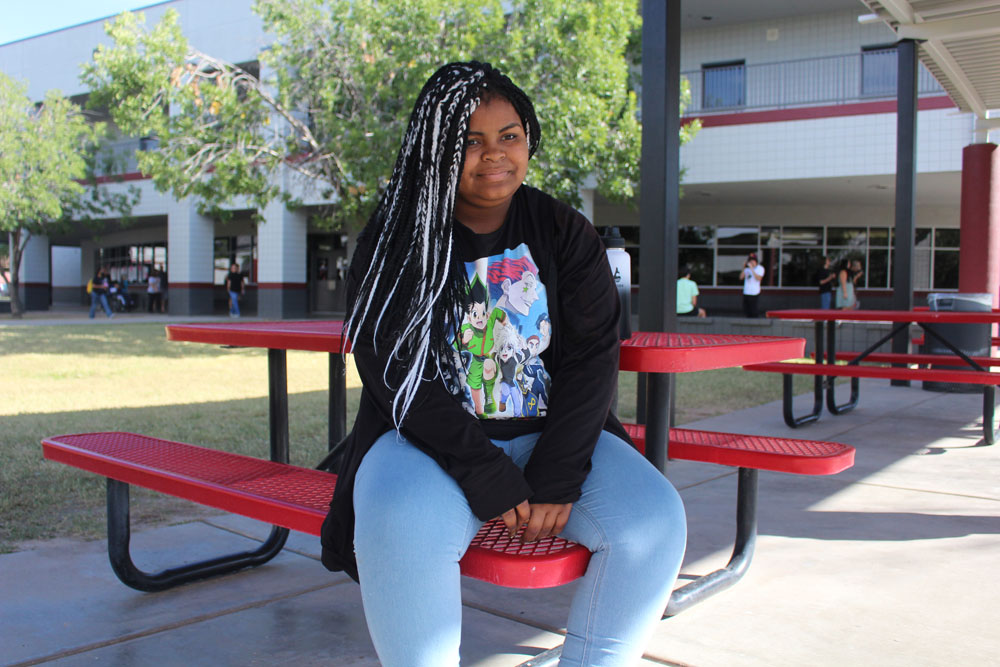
[959,143,1000,307]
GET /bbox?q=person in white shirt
[741,252,765,318]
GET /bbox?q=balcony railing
[684,49,945,115]
[92,137,158,177]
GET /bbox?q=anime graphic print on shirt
[453,243,552,419]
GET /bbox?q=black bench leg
[782,373,823,428]
[664,467,758,617]
[983,386,996,445]
[826,376,860,415]
[106,479,289,592]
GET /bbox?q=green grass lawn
[0,322,812,552]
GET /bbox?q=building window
[214,235,257,285]
[702,60,745,109]
[97,244,165,285]
[666,224,956,290]
[861,46,897,97]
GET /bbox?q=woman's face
[457,97,530,214]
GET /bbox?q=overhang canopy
[862,0,1000,118]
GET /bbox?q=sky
[0,1,165,46]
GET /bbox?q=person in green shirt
[677,265,706,317]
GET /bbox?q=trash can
[921,292,993,393]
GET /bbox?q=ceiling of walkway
[680,0,860,29]
[860,0,1000,118]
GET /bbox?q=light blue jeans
[354,429,687,667]
[228,291,240,316]
[89,291,112,318]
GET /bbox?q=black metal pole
[892,38,918,386]
[639,0,681,471]
[268,349,290,463]
[329,353,347,450]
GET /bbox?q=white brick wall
[0,0,264,100]
[681,9,897,70]
[681,108,972,184]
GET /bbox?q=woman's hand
[500,500,531,539]
[522,503,573,542]
[498,501,574,541]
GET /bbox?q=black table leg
[644,372,674,474]
[782,321,824,427]
[983,386,996,445]
[826,319,859,415]
[267,349,290,463]
[329,353,347,450]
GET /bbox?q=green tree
[83,0,697,229]
[0,73,136,318]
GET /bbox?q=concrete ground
[3,310,999,666]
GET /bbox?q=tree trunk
[8,230,25,319]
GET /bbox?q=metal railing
[92,137,158,177]
[684,49,945,114]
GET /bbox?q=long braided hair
[345,61,540,426]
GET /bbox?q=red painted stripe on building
[20,282,50,288]
[256,282,307,290]
[77,172,149,185]
[168,282,215,289]
[684,95,956,128]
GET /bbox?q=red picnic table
[166,322,806,472]
[44,318,856,646]
[750,309,1000,441]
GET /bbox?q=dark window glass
[868,227,889,246]
[933,250,959,288]
[914,248,932,289]
[679,248,713,285]
[780,248,824,286]
[827,228,867,246]
[867,250,889,288]
[915,228,932,247]
[716,226,758,246]
[703,60,745,109]
[935,229,960,247]
[717,247,753,286]
[779,227,823,247]
[627,247,640,286]
[862,46,896,96]
[678,225,714,246]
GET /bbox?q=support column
[891,38,918,383]
[167,200,215,314]
[638,0,681,470]
[958,143,1000,308]
[258,189,308,319]
[18,233,51,310]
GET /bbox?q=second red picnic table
[165,321,805,472]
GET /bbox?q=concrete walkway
[2,343,999,665]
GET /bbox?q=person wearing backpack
[88,267,114,319]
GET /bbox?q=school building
[2,0,997,317]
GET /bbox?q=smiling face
[454,96,530,233]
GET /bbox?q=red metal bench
[41,429,853,614]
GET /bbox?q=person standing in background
[835,259,859,310]
[815,256,836,309]
[225,262,245,317]
[741,252,764,318]
[89,266,114,319]
[146,267,162,313]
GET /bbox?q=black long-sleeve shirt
[320,185,631,580]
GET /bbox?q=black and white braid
[345,61,540,427]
